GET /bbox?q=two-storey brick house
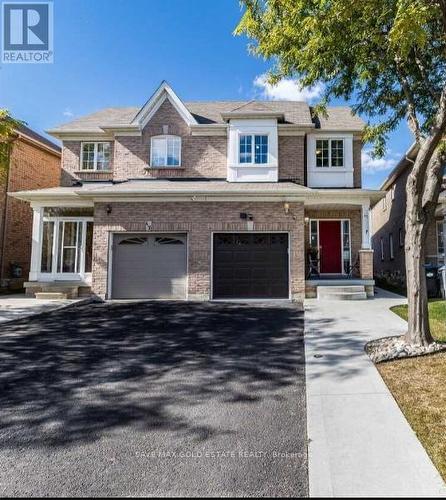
[371,144,446,291]
[13,82,383,300]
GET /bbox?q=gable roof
[47,82,365,137]
[16,124,61,155]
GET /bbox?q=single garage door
[213,233,289,299]
[111,233,187,299]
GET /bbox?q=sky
[0,0,414,188]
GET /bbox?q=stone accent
[359,249,374,279]
[0,138,60,289]
[92,201,305,301]
[366,335,446,363]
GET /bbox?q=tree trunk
[404,216,434,346]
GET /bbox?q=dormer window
[150,135,181,167]
[239,134,268,164]
[81,142,111,171]
[316,139,344,167]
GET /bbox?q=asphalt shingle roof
[49,101,365,133]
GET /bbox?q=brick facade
[353,138,362,188]
[1,138,60,289]
[92,201,305,300]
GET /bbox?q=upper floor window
[315,139,344,167]
[150,135,181,167]
[81,142,111,171]
[239,134,268,164]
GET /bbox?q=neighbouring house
[371,144,446,291]
[0,124,61,291]
[12,81,384,301]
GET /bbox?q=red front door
[319,220,342,274]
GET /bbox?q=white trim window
[150,135,181,167]
[40,208,94,280]
[239,134,268,164]
[315,138,344,168]
[81,142,111,171]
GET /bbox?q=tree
[0,110,22,176]
[236,0,446,346]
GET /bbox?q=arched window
[150,135,181,167]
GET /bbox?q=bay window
[81,142,111,171]
[150,135,181,167]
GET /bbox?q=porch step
[35,292,68,300]
[317,285,367,301]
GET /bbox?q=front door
[319,221,342,274]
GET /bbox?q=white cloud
[253,74,325,102]
[361,149,400,173]
[63,108,74,118]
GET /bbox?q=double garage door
[111,232,289,300]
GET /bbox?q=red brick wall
[1,138,61,287]
[92,201,305,300]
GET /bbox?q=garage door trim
[210,231,291,300]
[107,231,189,300]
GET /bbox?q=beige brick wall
[278,135,305,183]
[60,100,311,184]
[304,207,363,276]
[353,138,362,188]
[92,201,305,300]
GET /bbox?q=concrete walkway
[305,288,446,497]
[0,294,85,324]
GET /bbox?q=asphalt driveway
[0,301,307,497]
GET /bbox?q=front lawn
[379,299,446,481]
[378,352,446,481]
[390,299,446,342]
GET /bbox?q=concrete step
[35,292,68,300]
[317,285,367,300]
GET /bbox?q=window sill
[75,170,113,174]
[146,166,185,170]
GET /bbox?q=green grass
[390,299,446,342]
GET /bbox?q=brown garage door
[213,233,289,299]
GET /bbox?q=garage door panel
[112,233,187,299]
[213,233,289,299]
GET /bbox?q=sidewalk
[305,288,446,497]
[0,294,87,324]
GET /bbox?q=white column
[361,201,371,249]
[29,206,43,281]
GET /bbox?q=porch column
[361,201,371,249]
[29,206,43,281]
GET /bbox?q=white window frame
[150,135,182,168]
[238,133,269,165]
[315,138,345,168]
[39,215,94,281]
[80,142,112,171]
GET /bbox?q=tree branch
[395,57,422,142]
[414,50,440,103]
